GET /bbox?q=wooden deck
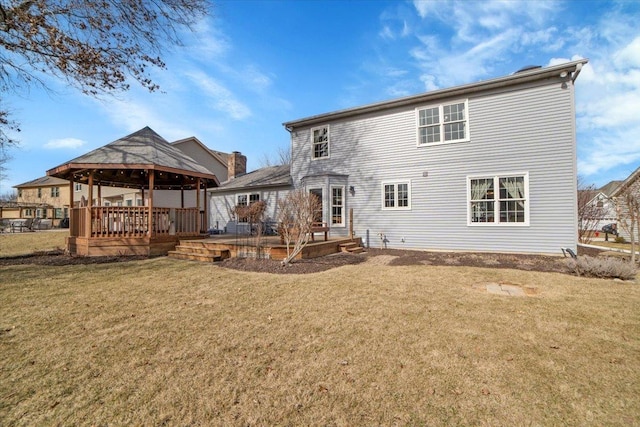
[169,235,363,261]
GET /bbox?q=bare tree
[615,185,640,263]
[234,200,267,257]
[259,145,291,167]
[577,176,605,244]
[0,189,16,202]
[276,189,321,266]
[0,0,210,148]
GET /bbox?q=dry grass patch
[0,259,639,425]
[0,231,68,257]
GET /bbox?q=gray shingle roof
[49,127,213,175]
[212,164,291,192]
[598,180,622,197]
[14,175,69,188]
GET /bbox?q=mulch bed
[0,246,604,275]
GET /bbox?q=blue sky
[2,0,639,194]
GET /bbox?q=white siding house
[209,164,292,234]
[283,60,588,254]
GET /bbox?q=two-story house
[273,59,588,254]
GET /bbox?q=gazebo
[47,127,220,256]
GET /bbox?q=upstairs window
[469,174,528,225]
[75,183,82,192]
[311,125,330,159]
[417,100,468,145]
[37,188,42,198]
[51,187,60,197]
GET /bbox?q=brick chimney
[227,151,247,180]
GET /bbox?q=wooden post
[349,208,354,240]
[86,173,94,238]
[97,183,102,206]
[202,182,208,233]
[69,178,74,212]
[196,178,201,234]
[148,171,154,236]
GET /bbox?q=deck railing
[70,206,202,238]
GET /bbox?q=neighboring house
[579,180,621,232]
[171,137,229,182]
[4,133,230,226]
[209,160,291,233]
[611,166,640,241]
[279,59,588,254]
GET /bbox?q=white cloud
[614,36,640,68]
[43,138,87,149]
[185,70,251,120]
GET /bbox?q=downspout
[571,63,583,83]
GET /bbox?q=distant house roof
[611,166,640,198]
[47,127,220,189]
[14,176,69,188]
[598,180,622,197]
[170,136,229,170]
[283,59,589,130]
[211,164,291,192]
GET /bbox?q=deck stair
[339,241,365,254]
[168,240,230,262]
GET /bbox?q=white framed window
[236,193,260,223]
[331,186,345,226]
[468,173,529,226]
[136,198,144,206]
[75,183,82,192]
[126,199,133,207]
[51,187,60,197]
[382,181,411,210]
[417,100,469,146]
[311,125,330,159]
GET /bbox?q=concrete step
[167,251,222,262]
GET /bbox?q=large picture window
[311,125,329,159]
[417,100,468,145]
[382,181,411,210]
[468,174,528,225]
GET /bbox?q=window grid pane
[397,184,408,207]
[471,201,495,223]
[384,184,395,208]
[312,127,329,158]
[419,107,439,126]
[444,122,465,141]
[443,103,465,123]
[332,187,343,225]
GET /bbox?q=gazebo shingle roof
[47,127,219,189]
